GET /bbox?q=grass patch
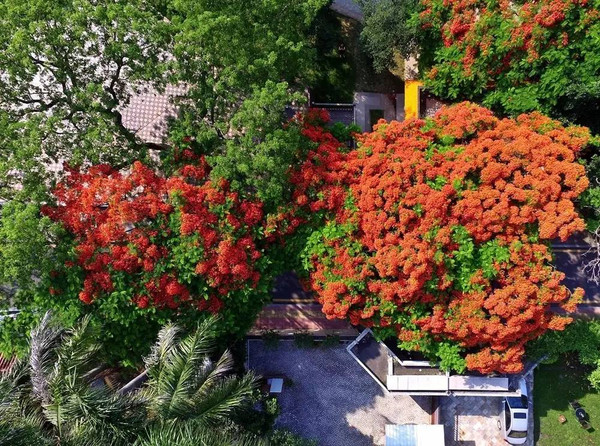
[535,354,600,445]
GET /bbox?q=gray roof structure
[385,424,445,446]
[331,0,364,21]
[348,329,526,397]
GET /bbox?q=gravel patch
[247,339,432,446]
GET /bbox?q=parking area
[440,375,534,446]
[440,396,505,445]
[247,339,433,446]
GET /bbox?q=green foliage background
[0,0,330,368]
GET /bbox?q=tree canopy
[360,0,600,133]
[0,0,593,378]
[287,103,589,374]
[0,99,590,374]
[0,0,329,358]
[358,0,420,73]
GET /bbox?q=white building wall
[353,92,397,132]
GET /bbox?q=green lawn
[535,356,600,445]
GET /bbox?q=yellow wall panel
[404,80,423,120]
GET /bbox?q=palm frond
[53,314,101,379]
[29,311,63,404]
[135,421,265,446]
[144,323,180,375]
[0,358,50,445]
[39,315,103,439]
[144,317,221,421]
[194,350,236,394]
[0,421,51,446]
[0,357,25,406]
[43,368,146,444]
[190,372,258,427]
[0,362,48,446]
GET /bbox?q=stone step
[272,297,316,304]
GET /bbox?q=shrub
[261,330,280,350]
[321,334,340,348]
[270,430,318,446]
[293,331,314,349]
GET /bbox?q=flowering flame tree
[42,152,269,359]
[291,103,589,374]
[418,0,600,131]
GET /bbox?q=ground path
[250,272,357,336]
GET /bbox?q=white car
[501,378,529,444]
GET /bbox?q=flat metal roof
[385,424,445,446]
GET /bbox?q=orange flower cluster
[290,109,356,213]
[291,102,589,374]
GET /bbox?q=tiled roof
[121,84,187,146]
[0,355,16,373]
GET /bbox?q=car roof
[507,379,528,409]
[510,410,528,432]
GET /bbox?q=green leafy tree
[169,0,326,139]
[0,0,172,335]
[206,82,312,211]
[167,0,328,209]
[0,0,329,203]
[358,0,420,73]
[0,0,172,198]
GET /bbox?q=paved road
[554,248,600,305]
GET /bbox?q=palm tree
[0,312,262,446]
[133,320,262,446]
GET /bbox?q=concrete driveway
[440,374,534,446]
[440,396,505,446]
[247,339,432,446]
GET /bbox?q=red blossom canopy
[43,154,264,313]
